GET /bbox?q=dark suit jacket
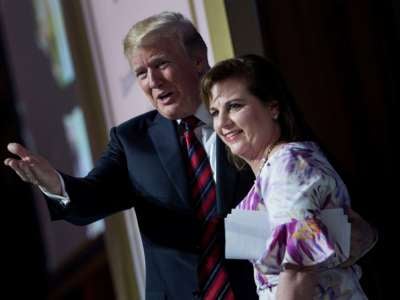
[47,110,257,300]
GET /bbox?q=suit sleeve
[46,127,138,225]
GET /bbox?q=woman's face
[209,77,280,162]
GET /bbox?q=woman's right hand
[4,142,62,195]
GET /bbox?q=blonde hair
[123,11,207,62]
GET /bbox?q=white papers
[225,208,351,260]
[320,208,351,258]
[224,209,271,259]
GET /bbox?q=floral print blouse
[237,142,368,299]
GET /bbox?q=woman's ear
[268,100,280,120]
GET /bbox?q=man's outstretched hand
[4,143,62,195]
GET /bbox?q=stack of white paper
[320,208,351,258]
[225,208,351,260]
[224,209,271,259]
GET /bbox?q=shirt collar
[177,103,212,127]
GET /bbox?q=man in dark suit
[4,12,257,299]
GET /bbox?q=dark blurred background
[1,0,396,299]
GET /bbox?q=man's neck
[189,103,212,127]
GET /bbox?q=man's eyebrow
[149,56,168,64]
[133,66,145,73]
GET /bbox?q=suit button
[192,290,202,299]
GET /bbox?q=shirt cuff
[39,172,70,206]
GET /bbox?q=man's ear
[192,52,208,76]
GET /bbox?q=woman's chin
[229,147,246,159]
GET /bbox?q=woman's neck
[249,139,284,176]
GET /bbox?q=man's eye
[157,61,169,69]
[209,110,218,117]
[136,71,146,79]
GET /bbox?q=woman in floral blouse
[201,54,376,299]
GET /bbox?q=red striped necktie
[181,116,235,300]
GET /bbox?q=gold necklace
[256,140,279,177]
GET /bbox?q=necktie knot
[181,115,200,131]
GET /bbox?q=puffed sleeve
[253,144,350,274]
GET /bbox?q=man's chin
[158,109,182,120]
[155,101,176,119]
[157,102,199,120]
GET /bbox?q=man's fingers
[19,161,39,185]
[15,169,30,182]
[5,159,30,182]
[4,158,12,166]
[5,145,59,192]
[5,158,38,184]
[7,143,31,159]
[4,158,21,172]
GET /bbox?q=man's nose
[148,69,162,88]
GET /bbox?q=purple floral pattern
[237,142,367,299]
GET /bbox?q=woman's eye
[228,103,242,111]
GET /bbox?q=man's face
[130,38,204,120]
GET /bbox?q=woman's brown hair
[201,54,314,168]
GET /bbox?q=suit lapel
[149,114,190,208]
[216,137,237,215]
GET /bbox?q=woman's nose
[215,113,232,131]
